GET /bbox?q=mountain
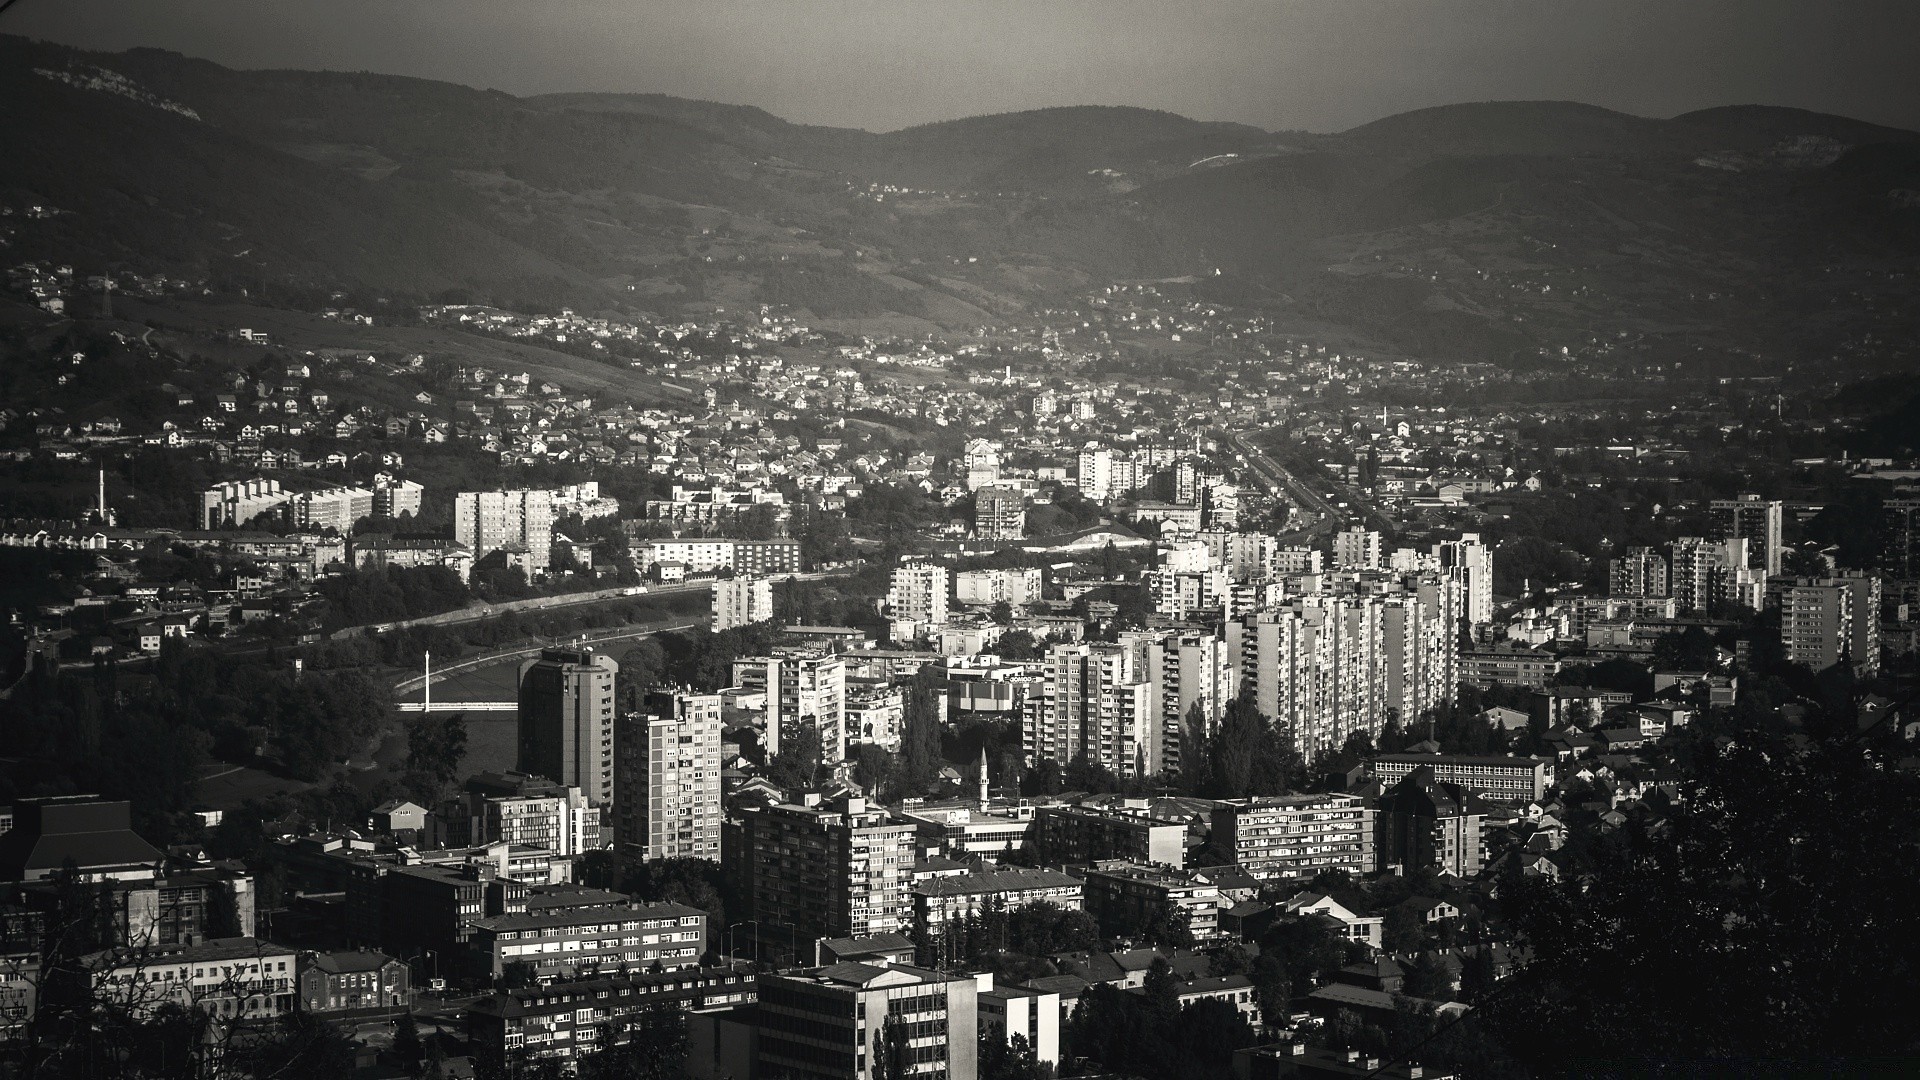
[4,34,1917,367]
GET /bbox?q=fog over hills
[6,33,1917,367]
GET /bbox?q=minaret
[976,746,990,809]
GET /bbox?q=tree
[393,1012,425,1077]
[980,1030,1054,1080]
[402,712,468,805]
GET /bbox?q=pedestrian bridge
[396,701,517,713]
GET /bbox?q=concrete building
[1077,446,1114,502]
[614,689,724,863]
[911,868,1082,931]
[977,974,1061,1071]
[1369,754,1549,805]
[291,485,375,534]
[1080,863,1222,941]
[1608,546,1669,598]
[470,965,756,1074]
[1023,641,1156,777]
[372,477,424,519]
[1033,803,1186,868]
[634,538,802,577]
[1375,766,1486,878]
[694,962,978,1080]
[888,561,951,628]
[517,649,619,806]
[954,567,1043,608]
[462,772,603,858]
[731,651,848,762]
[1226,573,1460,760]
[975,486,1026,541]
[1780,573,1882,676]
[1711,494,1785,577]
[454,488,555,577]
[467,901,708,982]
[734,796,916,951]
[1210,794,1376,882]
[714,576,776,631]
[200,478,290,529]
[1883,498,1920,582]
[1333,528,1382,571]
[1433,533,1493,627]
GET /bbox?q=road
[1224,429,1393,536]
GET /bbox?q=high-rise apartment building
[1146,631,1237,775]
[735,796,916,947]
[517,649,618,806]
[614,689,724,863]
[201,478,290,529]
[1077,446,1114,501]
[1224,572,1459,760]
[713,576,775,631]
[1884,498,1920,581]
[1333,527,1382,571]
[1433,533,1493,626]
[1780,573,1882,676]
[1608,546,1669,598]
[887,562,950,627]
[974,486,1026,541]
[1669,537,1763,613]
[454,489,555,576]
[731,651,848,762]
[1711,495,1785,577]
[1023,641,1156,778]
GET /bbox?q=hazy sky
[9,0,1918,133]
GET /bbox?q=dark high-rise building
[517,648,619,806]
[1375,766,1486,878]
[1883,498,1920,582]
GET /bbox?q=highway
[1224,428,1393,536]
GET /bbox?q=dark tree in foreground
[1483,711,1920,1076]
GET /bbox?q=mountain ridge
[5,33,1916,369]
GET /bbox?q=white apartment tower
[712,576,775,631]
[615,689,724,863]
[887,561,950,626]
[454,489,555,577]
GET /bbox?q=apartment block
[954,567,1043,608]
[735,796,916,949]
[467,901,708,982]
[1711,494,1785,577]
[469,965,757,1074]
[911,868,1083,931]
[1210,794,1376,882]
[714,576,776,631]
[1080,863,1222,941]
[454,488,555,576]
[1022,641,1156,777]
[731,651,847,762]
[696,962,978,1080]
[1375,766,1486,878]
[975,486,1027,541]
[1033,803,1186,868]
[1780,573,1882,676]
[888,561,951,627]
[614,689,724,863]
